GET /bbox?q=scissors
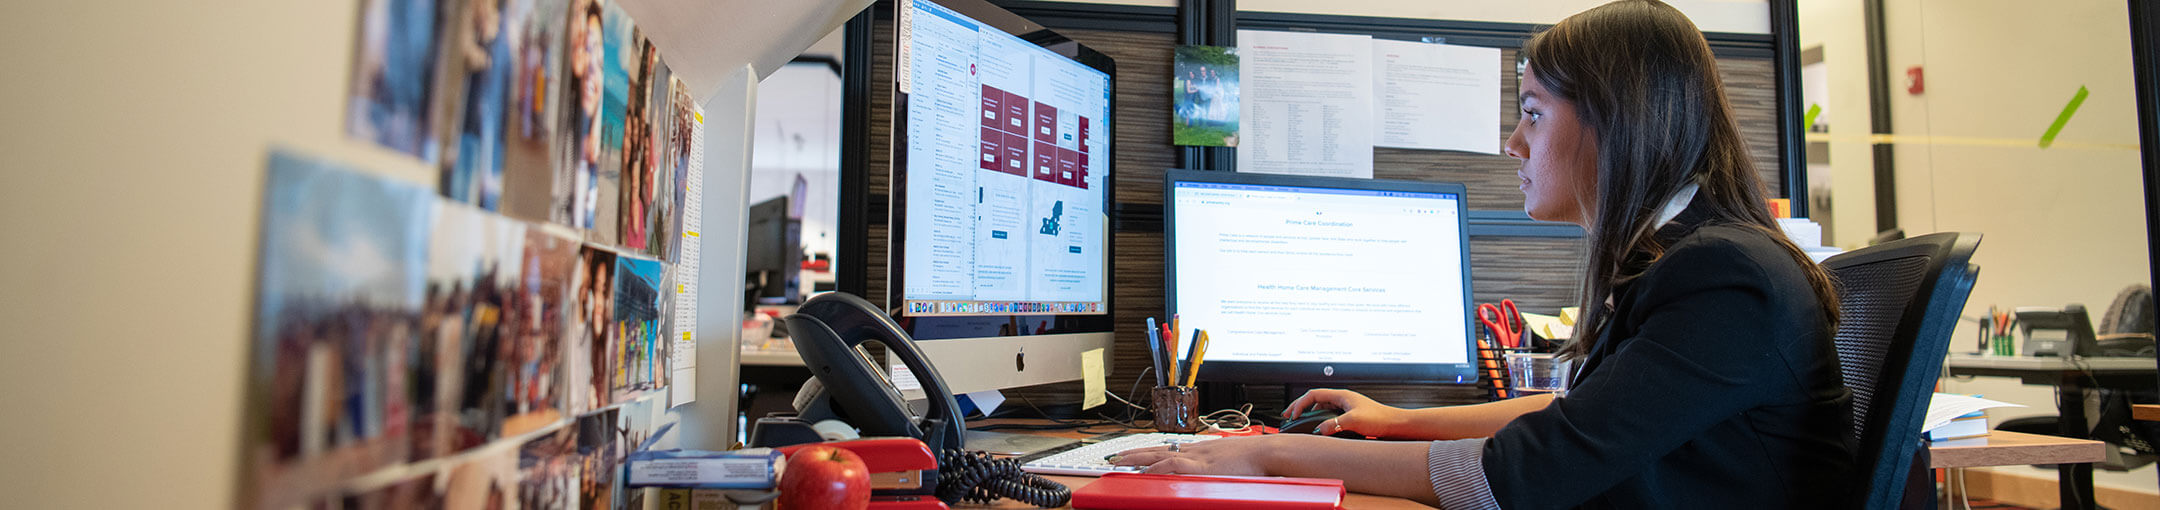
[1478,299,1525,349]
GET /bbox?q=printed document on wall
[1372,40,1501,154]
[1236,30,1374,179]
[671,105,706,407]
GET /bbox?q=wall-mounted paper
[1372,39,1501,154]
[671,104,706,407]
[1236,30,1374,179]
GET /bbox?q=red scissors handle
[1478,300,1524,349]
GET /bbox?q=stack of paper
[1921,393,2022,441]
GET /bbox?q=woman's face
[578,15,603,115]
[1503,67,1599,228]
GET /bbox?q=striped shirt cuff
[1428,438,1501,510]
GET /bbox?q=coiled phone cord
[935,449,1071,508]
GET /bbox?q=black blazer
[1479,205,1854,509]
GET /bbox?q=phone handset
[784,292,967,454]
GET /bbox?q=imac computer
[886,0,1117,396]
[1165,169,1479,385]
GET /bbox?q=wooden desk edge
[1928,430,2106,469]
[2135,404,2160,422]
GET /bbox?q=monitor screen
[1166,169,1477,384]
[886,0,1116,395]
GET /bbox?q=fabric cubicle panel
[858,14,1787,410]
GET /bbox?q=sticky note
[1081,348,1107,410]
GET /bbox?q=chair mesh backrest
[1828,256,1931,441]
[1820,232,1982,509]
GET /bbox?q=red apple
[777,445,871,510]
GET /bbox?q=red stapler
[776,437,950,510]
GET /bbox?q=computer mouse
[1280,409,1364,438]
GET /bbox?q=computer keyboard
[1016,432,1217,477]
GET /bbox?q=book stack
[627,449,786,510]
[1921,393,2023,442]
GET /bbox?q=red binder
[1071,472,1346,509]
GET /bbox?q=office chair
[1821,232,1984,509]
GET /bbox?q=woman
[1112,1,1852,507]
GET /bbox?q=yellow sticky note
[1081,348,1106,410]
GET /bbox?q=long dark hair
[1526,0,1838,359]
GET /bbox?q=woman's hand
[1284,388,1407,438]
[1107,435,1311,475]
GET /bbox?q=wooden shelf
[1929,430,2106,469]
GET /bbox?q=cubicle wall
[850,1,1787,411]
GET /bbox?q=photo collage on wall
[254,0,706,507]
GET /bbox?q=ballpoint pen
[1146,317,1167,386]
[1184,330,1210,387]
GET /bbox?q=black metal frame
[839,7,877,297]
[2129,0,2160,454]
[1863,0,1899,235]
[1179,0,1236,171]
[1769,0,1808,218]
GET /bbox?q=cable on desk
[936,449,1072,508]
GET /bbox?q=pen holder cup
[1151,386,1204,433]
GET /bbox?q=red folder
[1071,472,1346,509]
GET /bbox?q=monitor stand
[964,429,1078,456]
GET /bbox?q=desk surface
[966,419,1432,509]
[1927,430,2106,469]
[1943,354,2156,371]
[967,420,2110,508]
[742,348,805,367]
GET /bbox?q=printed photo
[619,45,664,254]
[449,214,531,448]
[613,255,665,402]
[416,203,491,458]
[615,397,661,509]
[440,0,515,210]
[339,471,439,510]
[349,0,447,161]
[556,0,605,230]
[522,425,583,510]
[662,76,696,263]
[519,427,579,510]
[1173,45,1240,147]
[499,0,568,223]
[587,3,638,246]
[502,224,580,437]
[576,408,620,510]
[574,245,618,411]
[441,446,521,509]
[249,150,435,507]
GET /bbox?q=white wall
[1,2,420,507]
[1877,0,2150,440]
[0,0,857,506]
[1796,0,1878,250]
